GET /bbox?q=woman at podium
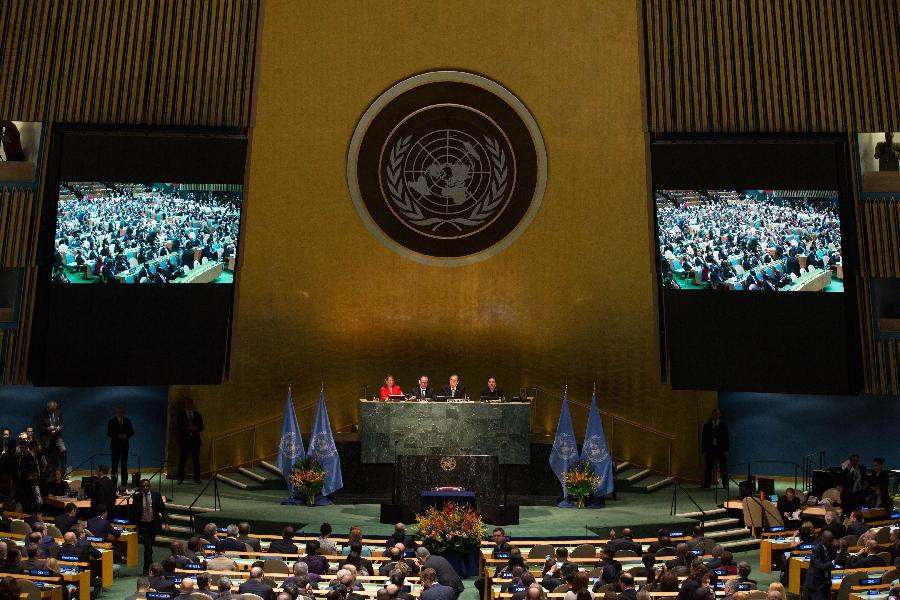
[379,374,403,400]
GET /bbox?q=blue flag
[548,390,579,496]
[276,388,304,496]
[581,391,615,497]
[307,389,343,496]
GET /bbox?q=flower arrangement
[292,457,325,505]
[415,501,487,553]
[565,460,600,508]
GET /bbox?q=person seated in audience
[525,584,547,600]
[887,530,900,565]
[686,526,713,551]
[564,571,593,600]
[18,543,45,571]
[0,547,21,574]
[284,561,318,588]
[215,576,235,600]
[476,547,526,597]
[200,522,221,546]
[386,523,417,549]
[54,502,78,535]
[206,545,238,572]
[340,544,373,576]
[848,539,885,568]
[716,550,737,575]
[415,547,464,597]
[184,536,204,562]
[342,526,373,557]
[237,521,261,552]
[664,543,691,571]
[86,504,122,540]
[379,546,407,576]
[721,578,740,600]
[169,541,195,568]
[268,526,300,556]
[595,547,623,585]
[46,468,69,497]
[196,573,218,599]
[777,488,802,529]
[173,577,197,600]
[238,566,275,600]
[541,546,572,590]
[736,562,756,587]
[316,522,338,555]
[676,563,710,600]
[420,567,456,600]
[32,522,58,556]
[628,553,657,580]
[654,572,680,593]
[607,528,642,555]
[218,523,246,552]
[147,561,175,593]
[299,540,329,575]
[845,510,869,537]
[489,527,512,556]
[820,510,846,539]
[388,570,413,600]
[286,576,315,600]
[704,544,724,568]
[125,576,151,600]
[614,572,635,600]
[792,522,817,547]
[647,529,671,555]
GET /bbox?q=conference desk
[787,556,890,596]
[174,260,224,283]
[359,399,530,464]
[785,267,832,291]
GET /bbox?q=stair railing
[528,386,676,477]
[669,480,707,528]
[187,472,222,533]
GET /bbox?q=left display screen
[52,182,241,284]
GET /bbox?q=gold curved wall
[183,0,716,478]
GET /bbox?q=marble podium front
[396,454,500,513]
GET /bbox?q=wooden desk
[787,557,891,596]
[3,573,64,600]
[759,537,794,573]
[174,260,223,283]
[44,495,132,510]
[786,268,832,291]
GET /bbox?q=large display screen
[655,189,842,292]
[53,182,241,284]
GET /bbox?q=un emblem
[552,432,578,461]
[349,71,547,265]
[309,432,337,458]
[582,436,610,463]
[279,433,302,459]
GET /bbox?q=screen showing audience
[655,189,842,293]
[53,182,241,284]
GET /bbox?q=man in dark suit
[416,547,464,597]
[91,464,117,516]
[386,523,418,550]
[176,398,204,483]
[238,566,275,600]
[268,526,300,556]
[480,377,504,400]
[803,531,837,600]
[55,502,78,535]
[19,543,46,571]
[407,376,435,401]
[147,562,176,593]
[107,406,135,488]
[845,511,869,537]
[607,528,643,555]
[38,400,66,473]
[129,478,169,574]
[14,434,41,514]
[440,375,466,400]
[86,505,122,541]
[237,521,262,552]
[616,572,637,600]
[420,567,457,600]
[701,408,729,489]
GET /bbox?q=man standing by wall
[701,408,729,490]
[176,398,204,484]
[39,400,66,474]
[107,406,135,489]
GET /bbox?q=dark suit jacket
[701,420,729,453]
[176,410,204,447]
[850,553,884,568]
[58,542,99,562]
[847,522,870,537]
[409,386,435,400]
[424,555,464,594]
[481,387,504,400]
[107,416,135,449]
[267,539,299,556]
[39,409,64,445]
[128,490,168,526]
[440,385,466,399]
[238,578,275,600]
[618,588,638,600]
[804,542,837,592]
[148,575,176,593]
[237,535,262,552]
[91,476,117,513]
[86,515,121,539]
[421,584,457,600]
[608,538,642,555]
[54,513,77,534]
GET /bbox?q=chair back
[881,568,899,584]
[262,558,289,573]
[527,544,555,560]
[191,594,215,600]
[835,571,865,600]
[747,591,766,600]
[877,552,892,567]
[570,544,596,559]
[242,594,265,600]
[654,548,675,557]
[15,579,42,600]
[875,528,892,544]
[614,550,637,558]
[10,520,32,536]
[840,534,858,547]
[47,525,63,539]
[552,584,570,594]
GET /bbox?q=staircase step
[702,517,740,530]
[216,473,250,490]
[615,461,632,473]
[166,503,218,513]
[169,513,192,523]
[644,477,676,493]
[625,469,653,484]
[706,527,751,540]
[167,524,193,535]
[238,467,267,483]
[676,507,727,520]
[721,538,761,551]
[259,461,282,476]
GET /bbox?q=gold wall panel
[183,0,715,478]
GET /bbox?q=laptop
[387,395,406,402]
[433,395,449,402]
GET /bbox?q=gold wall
[183,0,716,478]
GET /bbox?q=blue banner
[581,391,615,497]
[307,389,343,496]
[276,387,304,495]
[548,390,578,496]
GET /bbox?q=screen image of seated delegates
[655,189,843,293]
[52,182,242,284]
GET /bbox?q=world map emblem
[279,432,302,459]
[309,431,337,458]
[349,71,547,265]
[552,432,578,461]
[582,435,610,464]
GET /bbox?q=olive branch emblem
[386,134,509,232]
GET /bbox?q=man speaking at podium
[440,375,466,400]
[408,375,435,401]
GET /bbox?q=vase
[576,496,585,509]
[305,493,316,506]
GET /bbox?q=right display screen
[656,189,843,293]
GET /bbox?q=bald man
[174,577,196,600]
[239,566,275,600]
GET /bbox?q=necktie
[144,493,152,521]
